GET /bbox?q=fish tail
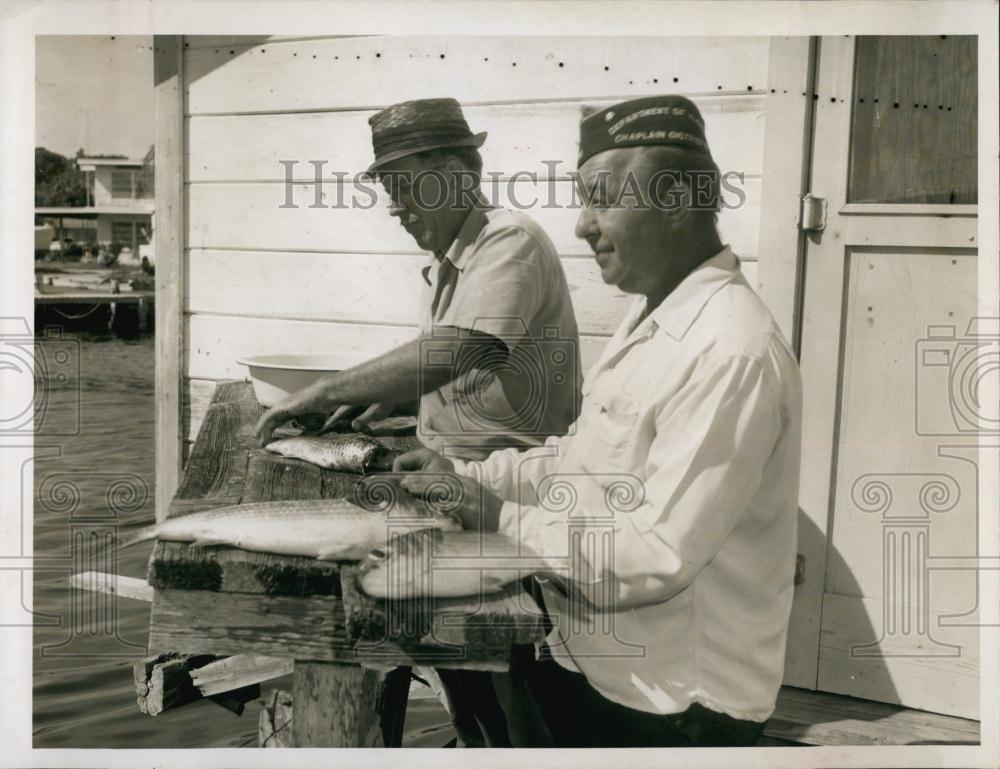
[116,523,158,549]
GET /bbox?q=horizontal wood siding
[185,178,763,257]
[182,35,769,433]
[187,96,766,181]
[185,36,770,114]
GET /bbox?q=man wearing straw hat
[396,95,803,747]
[255,97,582,746]
[256,97,581,464]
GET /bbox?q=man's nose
[387,199,407,218]
[575,206,598,243]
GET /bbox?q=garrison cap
[578,95,712,166]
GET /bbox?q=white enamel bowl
[237,353,370,407]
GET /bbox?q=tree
[35,147,87,207]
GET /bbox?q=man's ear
[669,184,692,230]
[653,174,691,230]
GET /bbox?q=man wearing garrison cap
[397,95,803,747]
[256,98,582,747]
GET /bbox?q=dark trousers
[439,577,767,748]
[435,668,512,747]
[490,644,767,747]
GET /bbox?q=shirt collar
[632,246,741,341]
[420,206,492,285]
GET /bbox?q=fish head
[356,528,443,600]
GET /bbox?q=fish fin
[189,538,229,548]
[115,524,158,550]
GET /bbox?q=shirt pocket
[580,391,639,474]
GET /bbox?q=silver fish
[357,529,558,599]
[265,434,399,474]
[118,498,461,561]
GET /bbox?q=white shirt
[454,246,802,722]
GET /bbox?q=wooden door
[787,36,981,719]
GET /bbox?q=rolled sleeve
[438,226,544,344]
[500,353,785,610]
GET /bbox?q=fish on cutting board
[117,498,461,561]
[357,528,563,599]
[265,433,399,474]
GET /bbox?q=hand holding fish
[392,447,455,474]
[323,402,395,434]
[255,377,342,446]
[399,470,503,532]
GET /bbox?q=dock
[35,270,154,336]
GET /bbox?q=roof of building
[76,157,146,170]
[36,204,155,216]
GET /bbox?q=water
[31,337,454,748]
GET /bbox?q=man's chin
[600,265,629,290]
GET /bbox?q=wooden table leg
[292,661,390,747]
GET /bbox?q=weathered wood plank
[259,689,294,747]
[256,667,412,748]
[149,587,354,661]
[134,651,261,716]
[353,640,509,672]
[766,686,980,746]
[148,541,344,596]
[186,178,762,259]
[241,451,326,502]
[188,94,766,182]
[135,652,208,715]
[172,380,257,508]
[191,654,293,696]
[154,35,186,522]
[185,36,770,115]
[292,661,385,747]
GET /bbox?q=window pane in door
[848,36,976,204]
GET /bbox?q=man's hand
[392,447,455,474]
[399,466,502,532]
[323,402,396,434]
[254,377,339,446]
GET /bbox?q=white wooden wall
[179,35,771,442]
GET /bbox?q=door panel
[817,247,979,718]
[790,35,979,718]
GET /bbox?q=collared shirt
[455,247,803,722]
[417,206,582,459]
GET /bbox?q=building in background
[36,147,154,264]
